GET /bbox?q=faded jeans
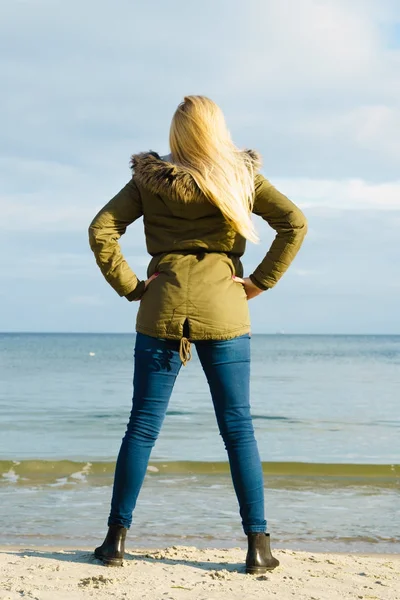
[108,331,266,534]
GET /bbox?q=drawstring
[179,336,192,366]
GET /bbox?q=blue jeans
[108,332,266,534]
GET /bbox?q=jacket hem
[135,324,251,341]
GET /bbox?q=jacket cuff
[249,273,270,291]
[125,280,146,301]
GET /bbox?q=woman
[88,95,307,574]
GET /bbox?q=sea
[0,333,399,553]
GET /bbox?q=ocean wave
[0,460,399,487]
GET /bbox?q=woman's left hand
[232,276,264,300]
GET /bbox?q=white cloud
[1,0,399,184]
[225,0,400,178]
[293,269,319,277]
[0,252,93,279]
[26,253,91,270]
[0,155,139,232]
[0,191,147,232]
[242,0,379,85]
[68,295,104,306]
[1,194,96,231]
[291,105,400,162]
[125,255,153,267]
[273,178,400,210]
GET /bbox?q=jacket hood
[130,149,262,202]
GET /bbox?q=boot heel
[245,564,277,574]
[245,532,279,574]
[94,524,127,567]
[94,549,123,567]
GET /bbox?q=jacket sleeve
[88,178,146,301]
[249,174,308,290]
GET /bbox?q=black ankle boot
[246,532,280,574]
[94,524,127,567]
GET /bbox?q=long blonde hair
[169,95,260,243]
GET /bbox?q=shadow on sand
[0,547,245,574]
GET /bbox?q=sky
[1,0,399,334]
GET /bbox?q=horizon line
[1,331,399,336]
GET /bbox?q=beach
[1,334,399,599]
[1,544,399,600]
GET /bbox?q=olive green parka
[88,150,307,364]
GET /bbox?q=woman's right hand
[232,276,265,300]
[132,272,160,301]
[145,272,160,289]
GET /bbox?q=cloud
[1,252,93,279]
[68,295,104,306]
[290,105,400,165]
[124,255,154,267]
[225,0,400,180]
[1,0,399,182]
[241,0,379,85]
[1,194,95,232]
[292,269,320,277]
[0,156,141,232]
[273,178,400,211]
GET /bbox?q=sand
[0,544,399,600]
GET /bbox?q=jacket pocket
[229,255,244,278]
[147,254,164,278]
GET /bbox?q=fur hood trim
[130,149,262,202]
